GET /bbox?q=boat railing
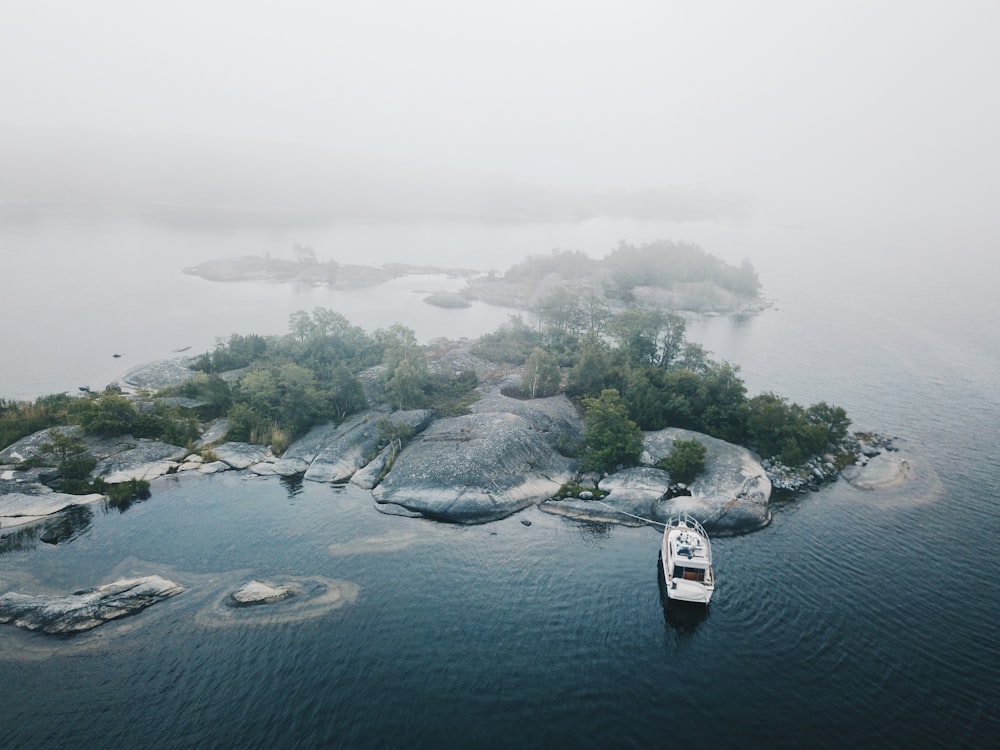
[666,513,713,560]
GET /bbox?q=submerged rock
[0,575,184,635]
[229,580,295,606]
[842,452,910,490]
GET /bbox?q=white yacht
[661,514,715,605]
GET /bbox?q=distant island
[183,240,769,317]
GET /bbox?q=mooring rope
[593,499,667,528]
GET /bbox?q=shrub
[657,439,707,485]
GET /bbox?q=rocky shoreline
[0,347,911,636]
[2,349,904,539]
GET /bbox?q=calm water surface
[1,219,998,748]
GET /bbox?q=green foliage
[230,362,331,445]
[521,348,561,398]
[472,315,542,364]
[39,428,95,481]
[745,393,844,464]
[657,439,707,485]
[159,372,232,417]
[0,393,74,450]
[280,308,380,373]
[503,250,596,283]
[604,240,761,299]
[194,333,271,374]
[382,358,430,411]
[553,482,607,500]
[607,308,686,368]
[328,366,368,421]
[65,392,198,445]
[425,369,480,417]
[565,334,614,400]
[580,389,645,473]
[105,478,151,508]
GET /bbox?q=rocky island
[0,242,906,635]
[182,240,769,318]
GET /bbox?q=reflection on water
[657,562,709,635]
[1,520,44,555]
[280,473,305,501]
[38,504,94,545]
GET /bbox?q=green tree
[383,358,430,410]
[580,389,644,473]
[696,362,748,442]
[657,439,707,485]
[39,428,95,482]
[472,315,541,364]
[565,334,613,399]
[521,347,561,398]
[72,393,138,436]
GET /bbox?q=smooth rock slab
[213,442,274,470]
[0,489,104,529]
[90,440,188,483]
[230,580,295,606]
[0,576,184,634]
[373,411,576,523]
[302,409,434,483]
[644,428,771,535]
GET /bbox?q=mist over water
[2,3,999,746]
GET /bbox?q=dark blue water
[2,221,999,748]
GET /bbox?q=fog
[2,1,998,250]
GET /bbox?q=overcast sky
[2,1,998,235]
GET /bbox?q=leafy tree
[695,362,748,442]
[473,315,542,364]
[71,393,138,436]
[376,324,422,368]
[657,439,707,485]
[195,333,270,373]
[230,362,330,445]
[383,358,430,411]
[521,347,561,398]
[745,392,839,465]
[607,308,663,366]
[675,342,713,374]
[39,428,95,482]
[328,366,368,421]
[807,401,851,444]
[565,334,614,399]
[607,308,687,368]
[536,288,588,337]
[580,389,645,473]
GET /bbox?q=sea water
[1,217,997,748]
